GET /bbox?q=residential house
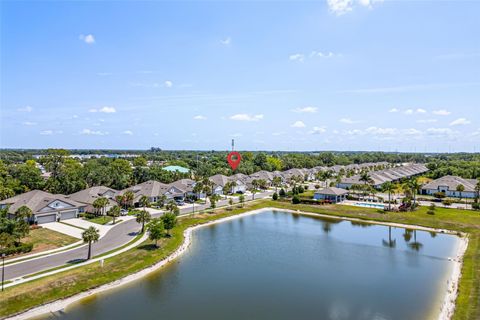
[0,190,86,224]
[68,186,118,214]
[120,180,169,206]
[421,176,478,198]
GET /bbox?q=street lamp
[1,253,5,291]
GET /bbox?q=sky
[1,0,479,152]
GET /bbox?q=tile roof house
[421,176,479,198]
[0,190,86,224]
[120,180,169,205]
[68,186,118,214]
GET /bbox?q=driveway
[42,222,84,239]
[64,218,110,237]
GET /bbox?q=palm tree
[272,176,282,192]
[408,230,423,252]
[93,197,109,216]
[475,181,480,203]
[456,184,465,208]
[139,195,150,212]
[123,191,135,209]
[115,195,125,208]
[136,209,151,233]
[107,205,121,224]
[147,218,164,247]
[359,173,373,201]
[382,182,395,211]
[239,194,245,207]
[92,198,103,216]
[407,178,420,209]
[82,226,100,260]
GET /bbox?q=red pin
[227,151,242,170]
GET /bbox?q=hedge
[0,242,34,256]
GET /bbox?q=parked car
[120,209,128,216]
[175,199,185,206]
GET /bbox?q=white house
[421,176,478,198]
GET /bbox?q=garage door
[60,210,77,220]
[37,214,57,224]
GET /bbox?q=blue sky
[1,0,479,152]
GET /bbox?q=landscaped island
[0,200,477,320]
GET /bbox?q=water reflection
[382,226,397,249]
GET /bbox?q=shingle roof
[68,186,118,205]
[422,175,478,192]
[121,180,169,200]
[315,187,349,196]
[0,190,85,215]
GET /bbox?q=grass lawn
[1,200,479,320]
[17,228,78,257]
[85,216,113,225]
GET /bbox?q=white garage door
[37,214,57,224]
[60,210,77,220]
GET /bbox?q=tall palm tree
[359,173,373,201]
[123,191,135,209]
[456,184,465,208]
[382,182,395,211]
[82,226,100,260]
[139,195,150,212]
[272,176,282,192]
[407,178,420,209]
[136,209,151,233]
[92,198,103,216]
[107,205,121,224]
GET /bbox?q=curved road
[4,191,272,281]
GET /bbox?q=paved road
[4,191,273,281]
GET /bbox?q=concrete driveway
[64,218,110,237]
[42,222,83,239]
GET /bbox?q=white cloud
[123,130,133,135]
[292,106,317,113]
[89,106,116,113]
[289,54,305,62]
[164,80,173,88]
[40,130,53,135]
[327,0,354,15]
[340,118,359,124]
[403,108,427,115]
[310,126,327,134]
[389,108,399,113]
[291,120,306,128]
[403,128,423,135]
[404,109,414,115]
[193,115,207,120]
[17,106,33,112]
[450,118,471,126]
[365,127,397,135]
[79,34,95,44]
[416,119,437,123]
[220,37,232,46]
[416,108,427,114]
[327,0,382,15]
[309,51,336,58]
[81,129,108,136]
[426,127,459,138]
[230,114,264,121]
[22,121,37,126]
[433,109,451,116]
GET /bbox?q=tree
[272,192,278,200]
[239,194,245,207]
[456,184,465,208]
[382,182,395,211]
[109,159,133,190]
[123,191,135,209]
[292,195,300,204]
[147,218,164,247]
[407,178,421,209]
[139,195,150,212]
[272,176,282,192]
[279,188,286,197]
[228,197,234,207]
[161,212,177,236]
[107,205,121,224]
[13,206,32,241]
[223,181,235,198]
[136,209,151,233]
[359,172,374,200]
[156,194,168,208]
[82,226,100,260]
[165,200,180,215]
[209,194,219,209]
[475,181,480,203]
[92,197,109,216]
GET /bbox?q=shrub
[279,188,286,197]
[433,192,446,199]
[292,195,301,204]
[0,242,33,256]
[272,192,278,201]
[472,202,480,211]
[314,184,320,189]
[297,186,305,194]
[83,213,96,219]
[442,199,453,206]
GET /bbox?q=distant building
[421,176,478,198]
[314,187,349,203]
[162,165,190,174]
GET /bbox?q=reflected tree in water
[408,230,423,252]
[403,229,413,243]
[382,226,396,248]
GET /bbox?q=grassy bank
[0,201,478,319]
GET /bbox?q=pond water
[45,210,459,320]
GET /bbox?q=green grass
[0,200,479,319]
[85,216,113,225]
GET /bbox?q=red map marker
[227,151,242,170]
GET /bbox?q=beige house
[0,190,86,224]
[68,186,118,214]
